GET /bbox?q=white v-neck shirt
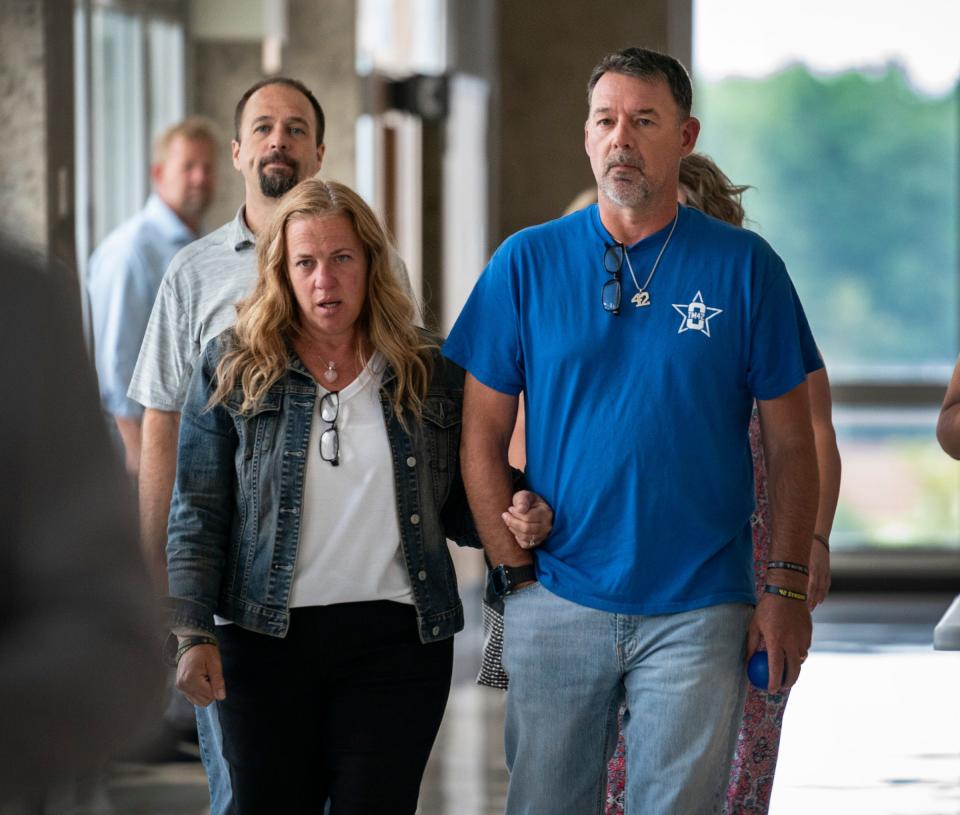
[288,354,413,609]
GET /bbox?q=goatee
[258,151,300,198]
[259,172,299,198]
[600,151,649,208]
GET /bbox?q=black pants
[217,602,454,815]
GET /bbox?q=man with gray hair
[87,117,217,477]
[444,47,820,813]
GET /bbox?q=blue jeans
[501,583,751,815]
[196,702,233,815]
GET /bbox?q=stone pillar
[0,0,75,268]
[492,0,688,244]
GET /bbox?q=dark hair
[587,47,693,118]
[234,77,325,146]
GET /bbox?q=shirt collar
[230,206,257,252]
[144,193,198,242]
[588,201,687,250]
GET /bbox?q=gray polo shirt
[129,205,417,413]
[128,207,257,411]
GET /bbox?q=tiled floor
[21,593,960,815]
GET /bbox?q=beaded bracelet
[813,533,830,551]
[767,560,809,576]
[763,584,808,603]
[175,634,218,664]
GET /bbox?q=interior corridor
[39,592,960,815]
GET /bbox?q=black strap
[506,564,537,585]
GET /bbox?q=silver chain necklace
[622,206,679,308]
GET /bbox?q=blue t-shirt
[443,204,822,615]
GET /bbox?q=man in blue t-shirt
[443,47,820,814]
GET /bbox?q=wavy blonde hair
[209,179,435,421]
[679,153,750,228]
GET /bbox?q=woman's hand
[501,490,554,549]
[176,644,226,707]
[807,538,831,609]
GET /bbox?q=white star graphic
[672,291,724,337]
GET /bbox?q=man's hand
[502,490,554,549]
[176,644,226,707]
[746,595,812,692]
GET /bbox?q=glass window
[147,18,185,143]
[693,0,960,551]
[833,408,960,548]
[74,1,186,259]
[90,7,146,244]
[356,0,447,77]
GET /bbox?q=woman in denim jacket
[167,178,552,813]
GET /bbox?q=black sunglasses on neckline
[601,243,625,316]
[319,390,340,466]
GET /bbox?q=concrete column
[0,0,75,267]
[492,0,688,244]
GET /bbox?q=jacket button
[432,626,440,636]
[406,456,416,467]
[418,570,427,581]
[410,513,420,525]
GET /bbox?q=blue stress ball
[747,650,785,690]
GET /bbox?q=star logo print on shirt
[672,291,724,337]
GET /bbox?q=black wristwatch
[488,563,537,599]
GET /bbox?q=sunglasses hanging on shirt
[601,207,679,315]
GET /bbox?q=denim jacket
[166,329,480,644]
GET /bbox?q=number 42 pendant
[631,291,651,308]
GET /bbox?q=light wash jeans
[196,702,233,815]
[502,582,751,815]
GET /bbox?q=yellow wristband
[763,584,808,602]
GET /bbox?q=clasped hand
[178,489,554,704]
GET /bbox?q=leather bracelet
[175,634,218,664]
[764,584,808,603]
[767,560,809,576]
[813,533,830,551]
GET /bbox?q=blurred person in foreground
[0,242,162,807]
[167,179,552,813]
